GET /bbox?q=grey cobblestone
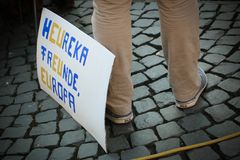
[153,92,174,108]
[217,36,240,45]
[133,19,155,28]
[228,96,240,109]
[1,127,28,138]
[2,156,24,160]
[35,109,57,123]
[227,50,240,63]
[130,129,158,146]
[59,118,81,132]
[178,113,211,131]
[134,111,163,129]
[98,153,120,160]
[140,55,164,68]
[17,80,38,94]
[149,77,170,93]
[0,96,14,105]
[10,64,31,75]
[187,147,220,160]
[157,122,185,139]
[200,40,215,50]
[160,105,186,121]
[133,86,150,100]
[7,57,25,66]
[159,155,182,160]
[181,130,211,145]
[15,92,34,104]
[201,30,224,40]
[0,140,13,155]
[134,98,156,113]
[206,121,240,138]
[205,104,235,122]
[20,102,38,114]
[132,73,148,86]
[25,149,49,160]
[35,90,48,101]
[112,122,134,136]
[134,45,157,57]
[220,4,238,12]
[60,129,85,146]
[155,138,180,153]
[49,147,75,160]
[132,61,146,74]
[206,73,222,89]
[203,53,225,65]
[0,76,14,86]
[144,65,167,80]
[39,98,59,111]
[204,89,230,105]
[208,45,233,55]
[120,146,150,160]
[0,69,8,77]
[7,138,32,154]
[30,121,56,136]
[218,137,240,157]
[13,72,31,83]
[218,78,240,93]
[1,104,21,116]
[107,135,130,152]
[78,143,98,159]
[133,34,153,46]
[0,85,17,96]
[0,117,14,129]
[34,134,59,148]
[14,115,33,127]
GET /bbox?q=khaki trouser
[92,0,201,115]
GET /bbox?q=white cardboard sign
[37,8,115,151]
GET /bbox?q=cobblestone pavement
[0,0,240,160]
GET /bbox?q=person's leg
[92,0,133,120]
[157,0,206,107]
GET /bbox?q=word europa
[42,18,89,66]
[40,45,77,113]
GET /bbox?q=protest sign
[37,8,115,151]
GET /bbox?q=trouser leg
[157,0,201,101]
[92,0,133,115]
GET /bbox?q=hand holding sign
[37,8,115,152]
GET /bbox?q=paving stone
[85,131,96,142]
[160,105,186,121]
[205,104,235,122]
[25,148,49,160]
[232,71,240,79]
[7,57,25,66]
[204,89,230,105]
[158,155,182,160]
[231,155,240,160]
[201,3,218,11]
[141,10,159,18]
[112,122,134,136]
[8,48,26,58]
[200,12,216,19]
[132,73,148,86]
[198,62,213,72]
[131,61,146,74]
[60,129,85,146]
[7,138,32,154]
[59,118,81,132]
[14,92,33,104]
[143,26,160,35]
[233,20,240,27]
[144,65,167,80]
[0,76,14,86]
[20,102,38,114]
[220,4,238,12]
[203,53,225,65]
[156,122,185,139]
[14,115,33,127]
[217,12,235,20]
[60,108,71,119]
[120,146,150,160]
[1,104,21,116]
[218,137,240,157]
[132,27,143,36]
[199,19,212,28]
[0,96,14,105]
[49,147,75,160]
[228,96,240,109]
[208,45,233,55]
[219,78,240,93]
[201,30,224,40]
[133,34,153,46]
[0,117,14,129]
[35,90,48,101]
[26,45,36,54]
[181,130,211,145]
[1,127,28,138]
[133,19,155,27]
[10,64,31,75]
[9,39,28,50]
[212,62,240,75]
[149,77,170,93]
[227,28,240,35]
[150,38,161,46]
[200,40,215,50]
[35,109,57,123]
[0,69,8,77]
[133,86,150,101]
[107,135,130,152]
[178,113,211,131]
[206,73,222,89]
[131,2,144,10]
[130,129,158,146]
[0,140,13,155]
[140,55,164,68]
[155,138,180,153]
[17,80,38,94]
[153,92,174,108]
[98,153,120,160]
[30,121,56,136]
[39,98,59,111]
[0,85,17,96]
[235,116,240,123]
[78,143,98,159]
[134,112,163,129]
[211,20,231,29]
[227,50,240,63]
[134,45,157,57]
[134,98,156,113]
[207,121,240,138]
[13,72,31,83]
[182,97,209,114]
[217,36,240,45]
[34,134,60,148]
[32,70,38,79]
[187,146,220,160]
